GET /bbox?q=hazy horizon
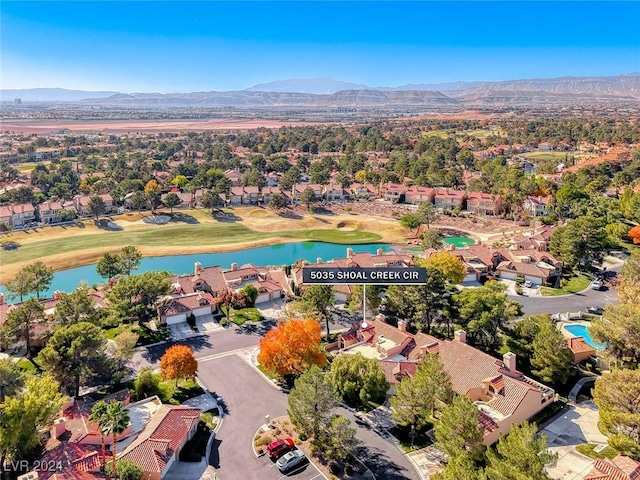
[2,1,639,93]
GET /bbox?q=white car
[276,449,306,473]
[523,280,533,288]
[592,280,603,291]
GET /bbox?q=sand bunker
[143,215,170,225]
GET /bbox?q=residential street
[511,284,619,316]
[196,353,419,480]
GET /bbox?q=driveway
[169,321,195,340]
[540,400,608,480]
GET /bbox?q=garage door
[464,273,477,282]
[166,313,187,325]
[255,293,270,304]
[335,293,348,303]
[524,275,543,285]
[500,272,517,280]
[193,306,212,317]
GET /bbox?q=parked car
[276,449,307,473]
[587,306,604,315]
[267,437,295,459]
[592,280,604,291]
[523,280,533,288]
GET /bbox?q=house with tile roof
[584,454,640,480]
[466,192,504,216]
[73,194,114,216]
[261,186,284,205]
[118,404,201,480]
[0,202,36,228]
[324,182,350,201]
[510,226,557,252]
[404,186,435,205]
[37,200,73,224]
[524,196,551,217]
[333,318,555,445]
[565,336,597,364]
[36,395,200,480]
[380,182,406,203]
[292,249,413,302]
[434,189,466,211]
[292,183,323,204]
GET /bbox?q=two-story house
[261,186,283,205]
[292,183,323,204]
[434,189,466,211]
[404,186,435,205]
[73,194,114,216]
[324,182,349,201]
[37,201,68,224]
[466,192,504,216]
[380,182,406,203]
[0,203,36,228]
[524,196,550,217]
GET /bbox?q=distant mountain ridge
[0,87,120,102]
[2,74,639,106]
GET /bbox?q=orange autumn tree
[257,318,328,377]
[628,225,640,244]
[160,344,198,386]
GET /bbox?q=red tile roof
[566,336,596,355]
[119,406,200,476]
[585,455,640,480]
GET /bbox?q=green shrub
[134,367,160,399]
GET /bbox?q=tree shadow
[169,213,200,224]
[208,437,222,469]
[277,211,302,220]
[93,219,123,231]
[213,212,242,223]
[356,446,412,480]
[234,321,275,336]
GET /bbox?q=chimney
[231,262,238,271]
[0,293,3,304]
[52,417,66,439]
[195,262,202,275]
[346,248,354,258]
[454,330,467,344]
[398,320,406,332]
[317,258,322,264]
[503,352,517,372]
[377,248,383,256]
[53,291,61,300]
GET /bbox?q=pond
[442,236,475,248]
[2,241,391,299]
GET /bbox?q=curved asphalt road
[196,354,420,480]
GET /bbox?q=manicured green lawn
[576,443,618,460]
[230,307,264,325]
[157,378,204,405]
[304,229,382,244]
[540,275,591,296]
[0,223,304,266]
[103,325,133,340]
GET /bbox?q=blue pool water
[1,242,390,300]
[564,324,605,350]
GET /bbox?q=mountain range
[3,74,639,107]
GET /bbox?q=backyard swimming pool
[564,324,605,350]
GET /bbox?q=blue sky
[1,1,639,92]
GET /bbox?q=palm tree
[92,401,131,479]
[89,401,109,473]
